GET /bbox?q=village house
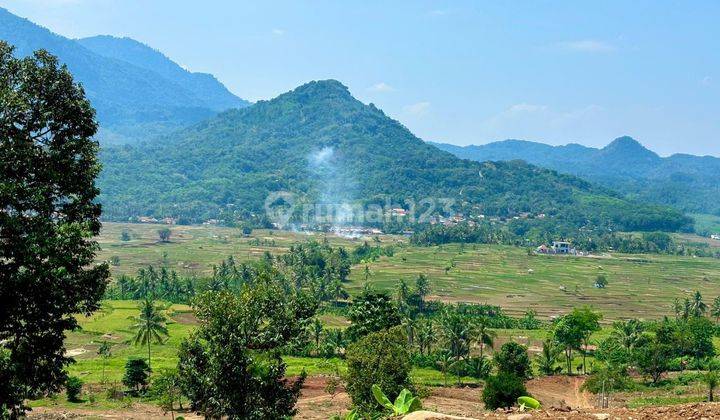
[711,234,720,240]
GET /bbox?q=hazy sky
[2,0,718,156]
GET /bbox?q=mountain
[431,137,720,218]
[98,80,690,233]
[76,35,246,111]
[0,8,248,143]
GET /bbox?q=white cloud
[556,39,617,53]
[272,28,285,36]
[368,82,395,93]
[403,101,431,116]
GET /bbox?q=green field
[97,223,720,320]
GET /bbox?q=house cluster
[331,226,383,237]
[536,241,578,255]
[137,216,176,224]
[711,234,720,241]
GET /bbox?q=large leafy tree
[177,283,316,419]
[0,42,109,416]
[346,290,401,340]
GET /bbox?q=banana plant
[372,384,422,416]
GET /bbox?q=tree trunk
[148,338,152,371]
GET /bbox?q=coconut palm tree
[536,339,562,376]
[129,297,169,370]
[711,296,720,324]
[474,317,497,360]
[691,291,708,318]
[610,319,644,352]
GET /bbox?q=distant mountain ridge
[98,80,690,233]
[0,8,249,144]
[431,137,720,217]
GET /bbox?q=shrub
[345,327,412,413]
[66,376,83,402]
[482,372,527,410]
[123,358,151,396]
[494,342,532,379]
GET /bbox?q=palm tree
[310,318,324,354]
[129,297,169,370]
[536,339,561,376]
[439,308,472,386]
[711,296,720,324]
[691,291,708,318]
[436,352,453,387]
[416,318,436,355]
[414,274,430,314]
[610,319,644,352]
[474,317,496,360]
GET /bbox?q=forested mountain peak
[99,79,690,233]
[599,136,660,161]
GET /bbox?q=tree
[65,376,83,403]
[310,318,324,354]
[705,370,718,402]
[414,274,430,313]
[346,291,401,340]
[123,358,151,395]
[554,308,601,375]
[633,337,673,385]
[609,319,644,354]
[0,42,109,416]
[536,339,562,376]
[494,342,531,379]
[121,229,132,241]
[553,315,583,375]
[439,307,473,385]
[474,317,497,360]
[97,341,112,383]
[711,296,720,324]
[177,286,315,419]
[415,318,436,356]
[482,372,528,410]
[150,369,183,419]
[129,297,169,370]
[345,327,413,414]
[466,356,492,382]
[158,228,172,243]
[690,291,707,318]
[594,275,608,288]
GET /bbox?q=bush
[123,358,151,396]
[345,327,413,413]
[482,372,527,410]
[494,342,532,379]
[66,376,83,402]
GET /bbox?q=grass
[692,213,720,235]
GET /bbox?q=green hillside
[99,80,690,232]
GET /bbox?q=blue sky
[2,0,718,156]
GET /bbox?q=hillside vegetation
[0,8,248,144]
[433,137,720,217]
[98,81,690,233]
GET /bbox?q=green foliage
[177,283,315,419]
[482,372,528,410]
[0,41,110,417]
[494,342,532,379]
[346,291,401,340]
[97,80,688,233]
[582,365,635,393]
[158,228,172,242]
[633,336,673,385]
[149,369,183,415]
[123,358,151,395]
[345,327,413,414]
[371,385,421,416]
[129,297,170,370]
[536,339,562,376]
[65,376,83,403]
